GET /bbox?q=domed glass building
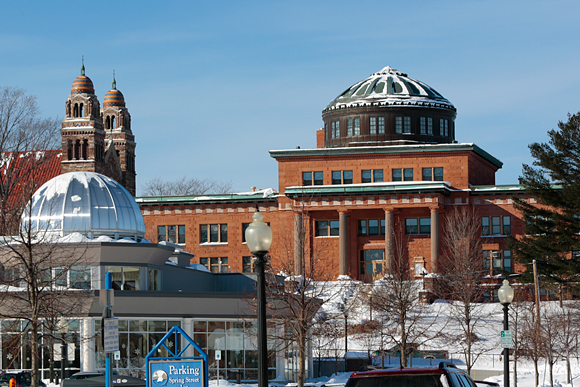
[24,172,145,241]
[322,66,457,147]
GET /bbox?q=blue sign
[149,360,204,387]
[146,326,208,387]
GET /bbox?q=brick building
[138,66,530,286]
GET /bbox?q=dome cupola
[103,74,126,107]
[23,172,145,241]
[322,66,457,148]
[71,61,95,95]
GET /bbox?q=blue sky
[2,1,580,195]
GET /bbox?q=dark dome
[322,66,457,148]
[71,75,95,95]
[103,88,125,107]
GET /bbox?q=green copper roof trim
[136,192,278,205]
[284,182,452,197]
[269,143,503,169]
[470,184,562,195]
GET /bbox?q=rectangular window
[492,216,501,235]
[331,122,336,139]
[361,169,383,183]
[200,257,229,273]
[106,266,141,291]
[482,216,510,236]
[503,216,511,235]
[315,220,340,236]
[378,117,385,134]
[422,167,444,181]
[503,250,511,272]
[483,251,512,274]
[392,168,402,181]
[404,117,411,133]
[482,217,490,236]
[370,117,376,134]
[395,117,402,133]
[440,119,449,136]
[302,171,323,186]
[332,170,353,184]
[483,251,491,269]
[404,168,413,181]
[405,218,418,234]
[358,219,385,235]
[362,170,372,183]
[200,224,227,243]
[420,117,426,135]
[347,118,353,136]
[360,249,385,276]
[158,225,185,244]
[354,117,360,135]
[335,121,340,138]
[406,218,430,234]
[243,256,255,273]
[358,220,367,235]
[427,118,433,135]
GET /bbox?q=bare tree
[552,302,580,385]
[264,198,341,387]
[437,205,490,374]
[0,86,61,234]
[141,176,233,196]
[371,227,446,368]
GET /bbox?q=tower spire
[81,56,85,76]
[112,70,116,89]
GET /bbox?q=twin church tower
[60,62,136,196]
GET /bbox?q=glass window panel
[210,224,219,242]
[220,224,228,243]
[119,320,128,331]
[167,225,176,243]
[419,218,431,234]
[148,321,166,332]
[392,169,402,181]
[123,267,141,290]
[194,321,207,333]
[347,119,353,136]
[422,168,432,181]
[404,168,413,181]
[378,117,385,134]
[406,218,418,234]
[107,266,123,290]
[420,117,426,134]
[158,226,166,242]
[329,220,340,236]
[129,320,147,332]
[482,217,490,236]
[70,266,91,289]
[54,267,68,287]
[369,117,376,134]
[395,117,402,133]
[315,221,328,237]
[380,218,385,235]
[302,172,312,186]
[128,332,146,368]
[208,321,226,333]
[354,118,360,135]
[427,117,433,134]
[343,171,353,184]
[362,170,372,183]
[503,216,511,235]
[200,225,208,243]
[403,117,411,133]
[332,171,341,185]
[374,169,383,182]
[313,171,323,185]
[368,219,379,235]
[358,220,367,235]
[492,216,501,235]
[178,225,186,244]
[434,167,444,181]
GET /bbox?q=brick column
[430,207,440,273]
[339,210,349,276]
[384,208,394,271]
[294,212,304,275]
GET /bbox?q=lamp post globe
[498,279,515,305]
[245,211,272,387]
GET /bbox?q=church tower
[61,63,136,196]
[102,73,136,196]
[61,61,107,175]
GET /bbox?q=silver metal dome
[23,172,145,240]
[325,66,455,111]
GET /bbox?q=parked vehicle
[0,372,45,387]
[69,371,119,380]
[345,362,487,387]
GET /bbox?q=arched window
[111,116,115,129]
[105,116,110,130]
[73,104,79,118]
[82,139,88,160]
[67,140,73,161]
[79,103,84,117]
[74,140,80,160]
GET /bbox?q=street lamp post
[245,211,273,387]
[57,317,69,384]
[368,290,373,321]
[343,309,349,353]
[498,280,514,387]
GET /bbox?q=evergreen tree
[508,112,580,292]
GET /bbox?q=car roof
[349,365,465,378]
